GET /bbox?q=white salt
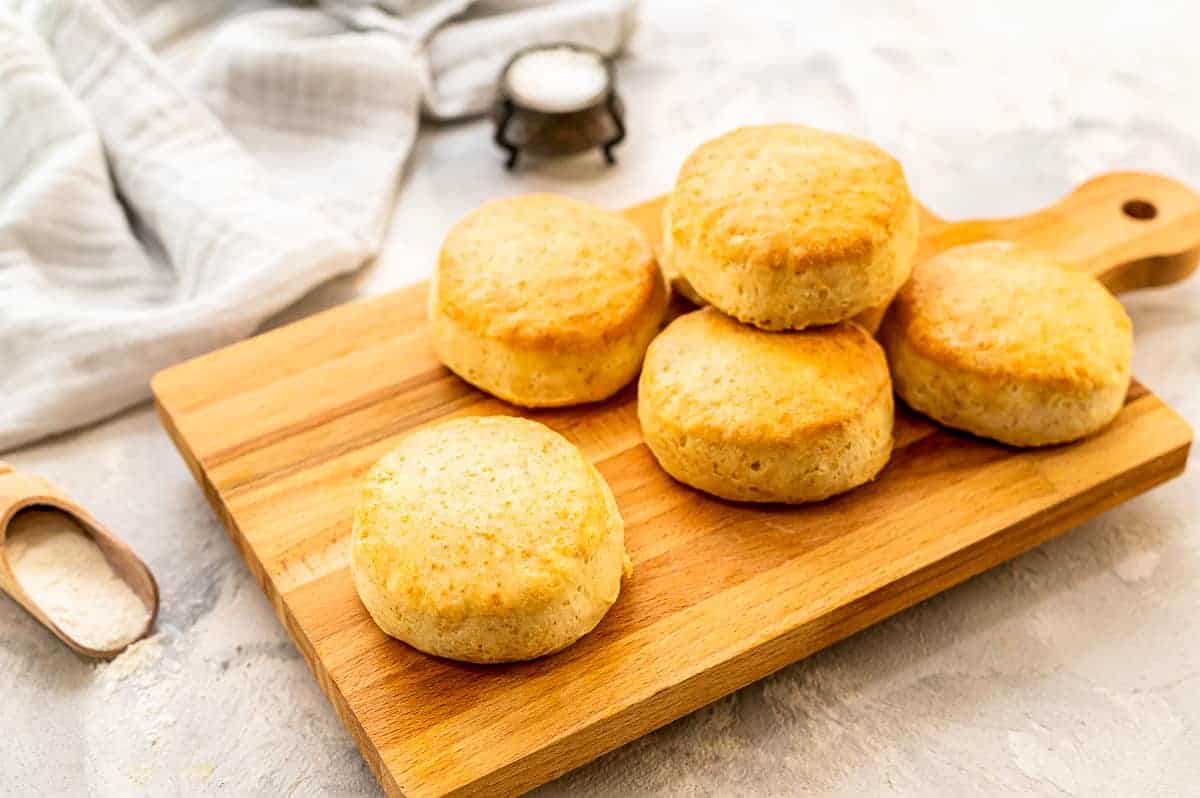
[7,509,150,651]
[506,46,609,113]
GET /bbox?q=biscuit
[878,241,1133,446]
[430,194,668,406]
[658,199,707,306]
[350,416,630,663]
[663,124,919,330]
[660,199,895,334]
[638,308,894,503]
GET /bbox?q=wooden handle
[920,172,1200,293]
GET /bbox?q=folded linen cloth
[0,0,634,452]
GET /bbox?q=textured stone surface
[3,2,1199,795]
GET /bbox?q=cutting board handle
[922,171,1200,293]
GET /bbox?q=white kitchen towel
[0,0,634,452]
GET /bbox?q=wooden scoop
[0,461,158,658]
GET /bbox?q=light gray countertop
[4,2,1199,795]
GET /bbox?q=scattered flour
[1006,729,1080,795]
[1114,548,1161,584]
[97,632,166,686]
[6,509,150,651]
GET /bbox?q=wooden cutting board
[154,171,1198,798]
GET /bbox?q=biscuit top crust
[640,308,891,444]
[351,416,618,620]
[436,193,659,349]
[665,124,914,272]
[885,241,1133,389]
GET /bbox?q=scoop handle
[920,172,1200,294]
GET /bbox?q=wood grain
[153,171,1197,798]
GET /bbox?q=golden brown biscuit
[658,201,707,306]
[431,194,668,407]
[660,199,896,333]
[638,308,894,503]
[878,241,1133,446]
[664,124,919,330]
[350,416,630,663]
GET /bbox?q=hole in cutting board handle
[1122,199,1158,220]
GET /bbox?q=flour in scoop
[7,509,149,651]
